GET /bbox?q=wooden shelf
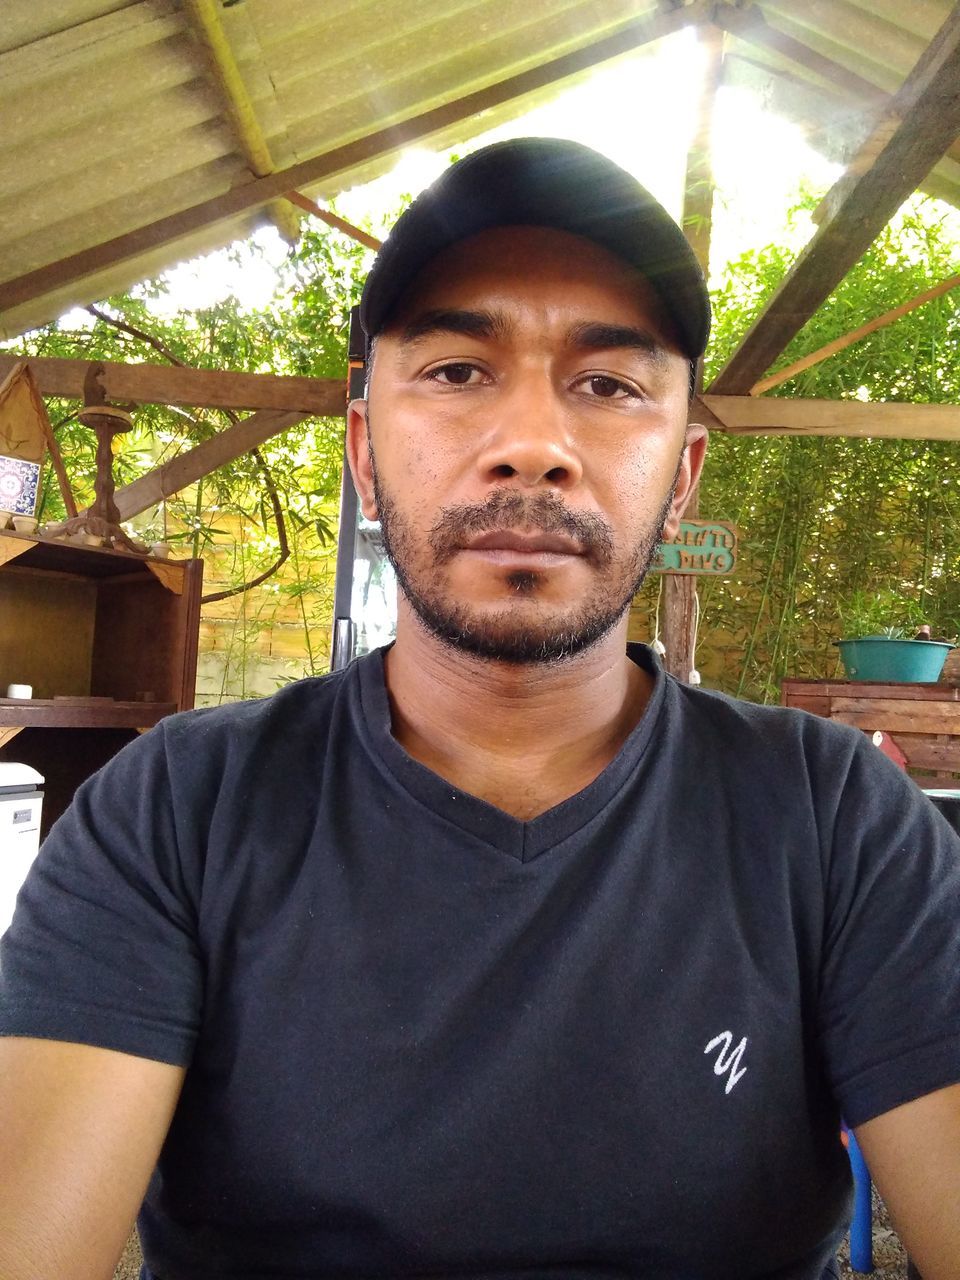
[0,531,203,835]
[0,699,177,730]
[0,528,186,587]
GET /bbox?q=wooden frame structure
[2,2,960,676]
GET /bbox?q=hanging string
[688,587,702,685]
[650,576,666,656]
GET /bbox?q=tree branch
[201,446,290,603]
[86,304,186,367]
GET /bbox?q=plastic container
[0,763,44,936]
[837,636,954,682]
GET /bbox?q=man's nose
[473,377,583,489]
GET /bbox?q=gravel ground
[114,1232,142,1280]
[836,1188,909,1278]
[113,1191,910,1279]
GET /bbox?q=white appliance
[0,763,44,937]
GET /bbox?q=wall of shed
[173,506,340,706]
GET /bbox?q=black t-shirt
[2,646,959,1279]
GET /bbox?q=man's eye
[428,363,483,386]
[581,375,634,399]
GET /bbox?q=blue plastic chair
[845,1126,873,1272]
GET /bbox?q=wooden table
[781,678,960,786]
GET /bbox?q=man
[1,139,958,1280]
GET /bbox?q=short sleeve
[0,722,203,1065]
[819,735,960,1127]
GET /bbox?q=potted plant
[837,589,955,682]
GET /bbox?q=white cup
[11,515,37,534]
[6,684,32,699]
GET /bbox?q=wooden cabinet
[0,531,202,834]
[781,678,960,787]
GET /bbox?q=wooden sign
[0,362,77,517]
[651,520,737,575]
[0,361,48,462]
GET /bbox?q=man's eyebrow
[567,321,668,361]
[397,309,511,346]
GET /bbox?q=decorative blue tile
[0,455,41,516]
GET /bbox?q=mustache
[428,490,615,566]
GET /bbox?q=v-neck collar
[354,644,665,863]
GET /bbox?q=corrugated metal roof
[1,0,957,339]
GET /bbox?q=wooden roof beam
[709,3,960,395]
[701,395,960,441]
[181,0,301,244]
[713,4,886,103]
[284,192,382,252]
[0,354,344,415]
[749,271,960,395]
[112,407,308,521]
[0,0,711,319]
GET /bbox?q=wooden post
[661,24,723,682]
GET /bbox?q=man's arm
[0,1036,185,1280]
[854,1081,960,1280]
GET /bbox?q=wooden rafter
[112,408,307,521]
[714,4,887,103]
[709,3,960,395]
[284,193,382,252]
[700,395,960,441]
[662,22,724,684]
[681,25,724,275]
[181,0,301,243]
[750,271,960,395]
[0,355,343,415]
[0,0,710,318]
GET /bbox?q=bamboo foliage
[670,196,960,702]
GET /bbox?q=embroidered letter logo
[704,1030,748,1094]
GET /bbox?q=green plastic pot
[837,636,954,682]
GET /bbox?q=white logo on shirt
[704,1030,748,1094]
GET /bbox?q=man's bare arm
[854,1081,960,1280]
[0,1036,185,1280]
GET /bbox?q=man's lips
[465,530,583,554]
[459,529,585,565]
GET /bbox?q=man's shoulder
[633,645,860,757]
[166,662,360,738]
[148,659,372,784]
[666,671,854,743]
[661,672,878,788]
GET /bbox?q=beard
[368,428,678,665]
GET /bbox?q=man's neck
[381,613,653,821]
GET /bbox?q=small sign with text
[651,520,737,576]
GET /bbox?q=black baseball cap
[359,137,710,359]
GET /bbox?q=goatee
[368,430,677,665]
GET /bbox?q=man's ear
[346,399,379,520]
[660,423,708,542]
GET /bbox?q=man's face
[348,226,706,664]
